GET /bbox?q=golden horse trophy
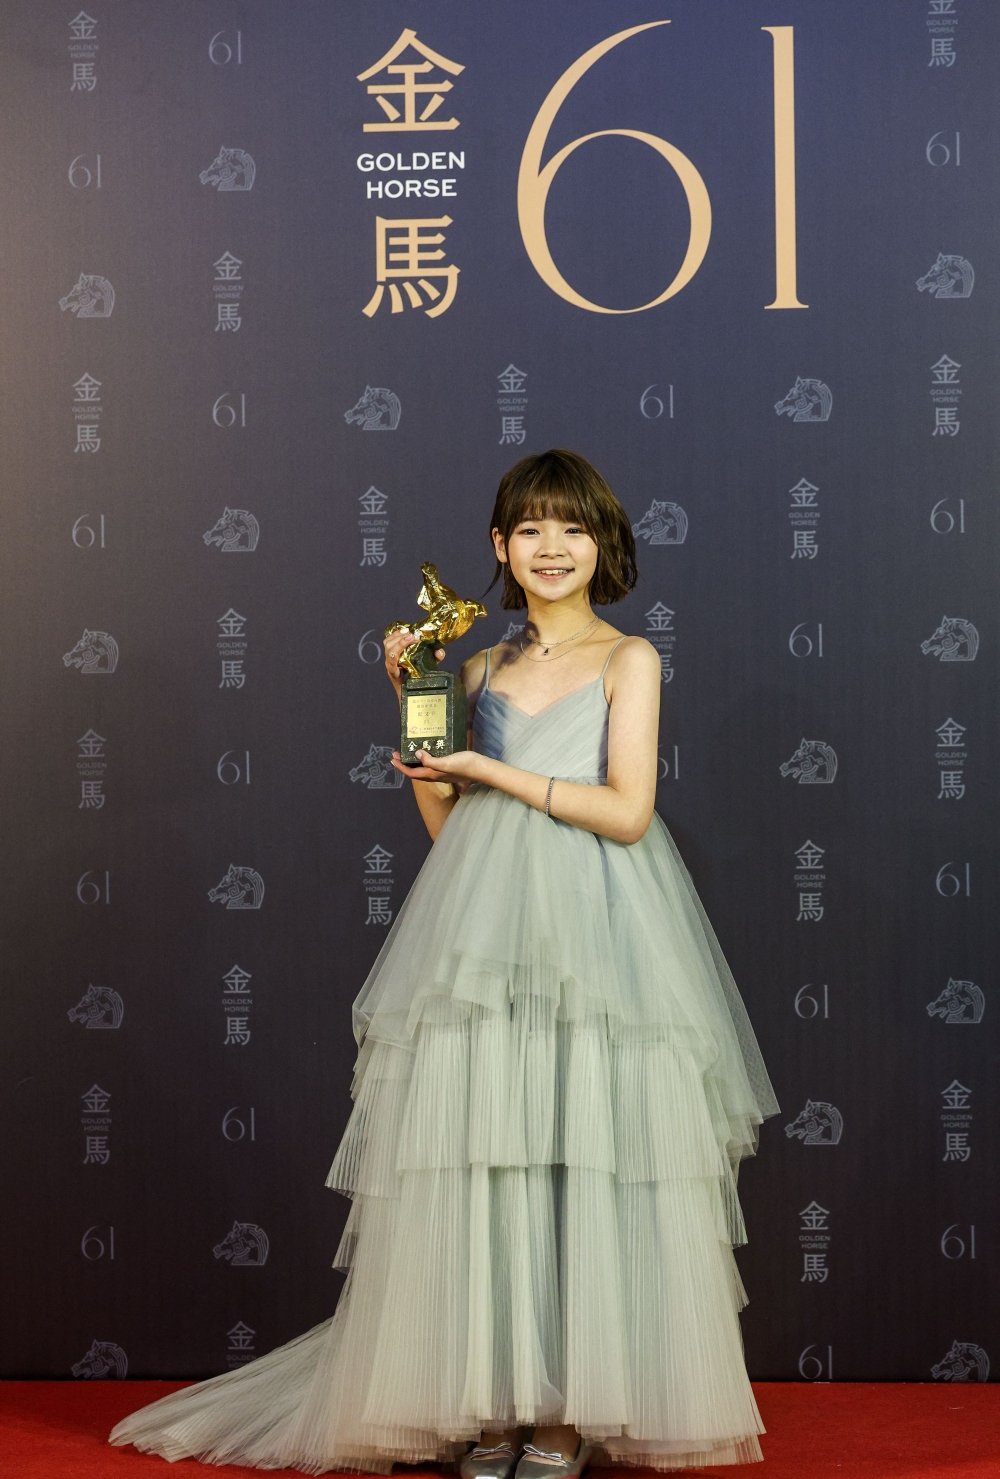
[385,562,486,761]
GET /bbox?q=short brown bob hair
[488,449,638,609]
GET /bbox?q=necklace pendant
[542,647,549,655]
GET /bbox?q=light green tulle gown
[111,640,779,1473]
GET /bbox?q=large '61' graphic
[518,22,804,312]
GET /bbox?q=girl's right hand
[383,629,444,697]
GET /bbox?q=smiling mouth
[533,567,573,576]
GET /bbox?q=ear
[492,527,508,563]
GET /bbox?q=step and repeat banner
[3,0,997,1383]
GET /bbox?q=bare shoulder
[608,634,661,675]
[459,645,490,696]
[605,635,662,694]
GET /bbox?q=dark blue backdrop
[2,0,996,1384]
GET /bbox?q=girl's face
[494,514,599,605]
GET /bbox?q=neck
[523,595,596,644]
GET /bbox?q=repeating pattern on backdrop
[632,500,688,545]
[68,984,124,1029]
[200,147,256,192]
[774,377,832,422]
[917,254,974,299]
[213,1222,270,1267]
[62,629,118,673]
[344,385,401,430]
[208,866,265,910]
[59,273,115,318]
[8,3,991,1387]
[203,507,260,552]
[926,979,985,1025]
[72,1340,128,1379]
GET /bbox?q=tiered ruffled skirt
[110,787,778,1472]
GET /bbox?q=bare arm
[409,764,460,842]
[392,637,661,846]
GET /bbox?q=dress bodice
[471,642,622,782]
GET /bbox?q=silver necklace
[519,613,601,659]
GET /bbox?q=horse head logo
[931,1341,990,1382]
[72,1340,128,1379]
[926,979,985,1025]
[921,616,979,662]
[62,630,119,673]
[67,984,124,1030]
[213,1221,270,1266]
[774,377,833,422]
[784,1100,843,1145]
[632,500,689,546]
[200,146,255,192]
[208,865,265,910]
[349,744,405,790]
[780,738,838,785]
[917,254,975,300]
[59,273,115,318]
[344,385,401,431]
[203,507,260,552]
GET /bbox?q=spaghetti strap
[484,644,492,689]
[600,635,628,679]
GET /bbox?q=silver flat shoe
[514,1440,592,1479]
[460,1441,521,1479]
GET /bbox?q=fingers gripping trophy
[385,562,487,762]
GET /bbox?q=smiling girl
[110,450,778,1477]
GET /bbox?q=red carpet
[0,1381,995,1479]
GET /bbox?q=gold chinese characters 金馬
[363,215,459,318]
[358,30,464,317]
[357,29,463,132]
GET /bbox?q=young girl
[111,450,778,1474]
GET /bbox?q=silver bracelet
[544,776,555,816]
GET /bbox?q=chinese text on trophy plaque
[385,563,486,763]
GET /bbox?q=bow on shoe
[513,1439,591,1479]
[460,1440,523,1479]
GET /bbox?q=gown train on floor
[110,644,779,1472]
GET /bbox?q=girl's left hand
[390,748,484,784]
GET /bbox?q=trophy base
[400,671,466,763]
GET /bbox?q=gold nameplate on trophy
[406,692,448,738]
[386,563,487,762]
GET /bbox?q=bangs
[506,482,594,536]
